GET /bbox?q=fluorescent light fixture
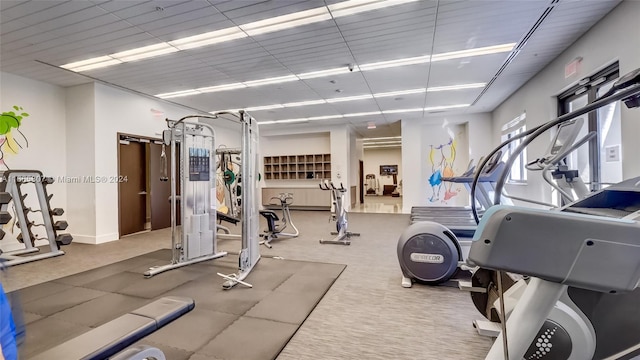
[277,118,308,124]
[60,55,118,70]
[329,0,420,18]
[431,43,516,62]
[198,83,247,93]
[363,136,401,140]
[110,43,178,62]
[70,59,123,72]
[207,83,482,112]
[240,7,331,36]
[298,67,354,79]
[258,120,278,125]
[211,109,240,114]
[258,103,468,125]
[344,111,382,117]
[365,141,402,145]
[156,89,201,99]
[283,99,327,107]
[382,108,424,114]
[243,75,299,87]
[363,144,402,148]
[308,115,344,121]
[245,104,285,111]
[169,27,247,50]
[374,88,426,98]
[367,122,377,129]
[326,94,374,103]
[424,104,470,111]
[427,83,486,92]
[359,55,429,71]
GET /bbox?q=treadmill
[410,155,508,237]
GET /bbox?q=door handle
[138,191,147,195]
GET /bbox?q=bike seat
[259,210,280,221]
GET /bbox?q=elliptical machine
[467,67,640,360]
[258,193,299,248]
[319,181,360,245]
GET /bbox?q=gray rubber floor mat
[81,271,146,293]
[52,257,157,286]
[15,281,73,303]
[245,288,329,325]
[166,279,273,315]
[50,293,149,327]
[116,269,206,299]
[19,316,91,359]
[22,286,106,316]
[20,251,346,360]
[195,317,299,360]
[144,308,238,352]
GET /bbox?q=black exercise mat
[13,251,346,360]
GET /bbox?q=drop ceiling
[0,0,622,137]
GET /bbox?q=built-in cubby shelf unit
[263,154,331,180]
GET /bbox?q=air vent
[471,0,561,106]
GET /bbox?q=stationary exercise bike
[258,193,299,248]
[319,181,360,245]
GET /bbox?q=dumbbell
[0,229,5,240]
[51,208,64,216]
[56,233,73,246]
[0,211,12,225]
[54,220,68,231]
[16,233,36,246]
[0,192,11,205]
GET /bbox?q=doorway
[118,134,172,237]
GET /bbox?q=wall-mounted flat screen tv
[380,165,398,176]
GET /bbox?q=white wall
[491,0,640,203]
[363,148,402,195]
[0,72,68,250]
[330,126,351,209]
[349,129,359,205]
[91,83,209,243]
[260,132,330,188]
[402,114,492,212]
[467,114,494,162]
[66,83,96,243]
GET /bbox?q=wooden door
[119,141,147,236]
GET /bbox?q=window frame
[501,113,527,184]
[557,62,619,191]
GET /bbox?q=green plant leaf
[0,113,21,135]
[12,106,19,111]
[20,113,29,117]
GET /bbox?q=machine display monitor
[549,118,582,156]
[380,165,398,176]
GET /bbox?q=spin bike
[319,181,359,245]
[259,193,299,248]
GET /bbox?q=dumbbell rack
[0,170,72,267]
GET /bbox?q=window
[501,113,527,183]
[557,62,619,191]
